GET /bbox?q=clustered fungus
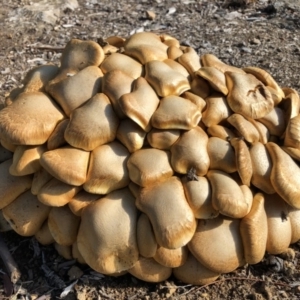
[1,32,300,285]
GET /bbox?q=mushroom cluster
[1,32,300,285]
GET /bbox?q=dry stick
[0,233,21,284]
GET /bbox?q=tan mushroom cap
[181,91,206,112]
[167,45,183,60]
[207,125,236,141]
[257,107,285,137]
[230,137,253,186]
[124,32,168,64]
[48,205,80,246]
[40,146,90,186]
[128,256,172,283]
[266,142,300,209]
[127,148,173,187]
[84,141,130,194]
[35,220,55,245]
[173,252,220,285]
[72,241,86,264]
[190,74,211,99]
[177,47,201,75]
[196,67,228,95]
[47,119,69,150]
[202,93,232,127]
[243,66,285,101]
[60,39,105,72]
[182,176,218,219]
[119,77,160,132]
[116,119,146,153]
[284,114,300,149]
[248,119,270,144]
[145,61,190,97]
[281,146,300,162]
[240,193,268,264]
[0,159,32,210]
[0,139,17,153]
[46,66,103,116]
[147,128,180,150]
[68,190,101,216]
[151,96,201,130]
[207,137,237,173]
[77,188,139,274]
[9,144,47,176]
[0,92,65,145]
[189,216,245,273]
[136,176,196,249]
[2,190,50,236]
[201,53,245,74]
[102,44,119,55]
[102,70,135,119]
[226,72,274,119]
[288,207,300,244]
[170,126,210,176]
[250,142,275,194]
[240,185,253,215]
[54,243,73,260]
[281,87,300,122]
[65,93,119,151]
[207,170,249,219]
[31,168,53,195]
[38,178,81,207]
[105,35,126,48]
[163,59,190,78]
[154,245,188,268]
[264,193,292,254]
[137,213,157,258]
[100,53,143,79]
[160,34,180,48]
[227,114,260,144]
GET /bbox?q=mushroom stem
[0,232,21,284]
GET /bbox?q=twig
[0,233,21,284]
[26,44,65,51]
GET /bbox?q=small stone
[251,38,261,45]
[67,266,84,280]
[146,10,156,20]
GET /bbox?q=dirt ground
[1,0,300,299]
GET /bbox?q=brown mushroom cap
[240,193,268,264]
[128,256,172,283]
[188,216,245,274]
[40,146,90,186]
[77,188,139,274]
[47,119,69,150]
[31,168,53,195]
[48,205,80,246]
[0,92,65,145]
[34,220,55,245]
[84,141,130,194]
[177,47,201,75]
[127,148,173,187]
[153,245,188,268]
[64,93,119,151]
[136,176,196,249]
[2,190,50,236]
[173,252,220,285]
[147,128,180,150]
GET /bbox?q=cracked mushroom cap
[0,92,65,145]
[136,176,196,249]
[77,188,139,274]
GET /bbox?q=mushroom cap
[48,205,80,246]
[136,176,196,249]
[40,146,90,186]
[128,256,172,283]
[173,252,220,285]
[2,190,50,236]
[188,216,245,274]
[0,159,32,210]
[46,66,103,116]
[170,126,210,176]
[77,188,139,274]
[31,168,53,195]
[10,144,47,176]
[177,47,201,75]
[145,60,190,97]
[83,141,130,194]
[163,59,190,78]
[284,114,300,149]
[288,207,300,244]
[38,178,81,207]
[181,91,206,112]
[190,74,211,99]
[151,95,201,130]
[147,128,180,150]
[240,193,268,264]
[0,92,65,145]
[127,148,173,187]
[226,72,274,119]
[34,220,55,245]
[0,210,12,232]
[64,93,119,151]
[47,119,69,150]
[137,213,157,258]
[207,125,236,141]
[153,245,188,268]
